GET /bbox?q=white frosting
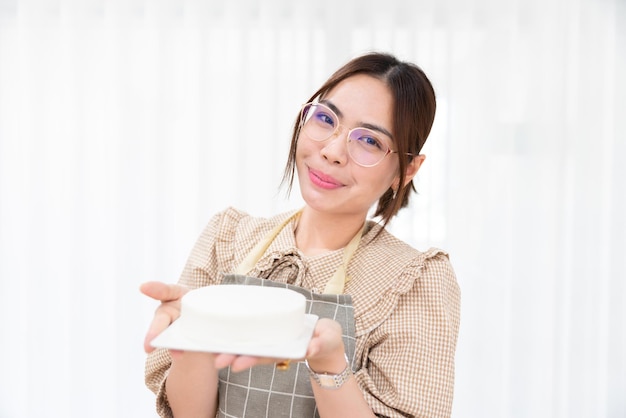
[179,285,306,346]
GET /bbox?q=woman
[142,52,461,418]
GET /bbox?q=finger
[304,319,330,356]
[214,354,277,372]
[168,349,185,359]
[143,305,180,353]
[305,339,322,358]
[230,356,264,372]
[140,281,188,302]
[233,356,288,372]
[305,319,344,359]
[214,353,238,370]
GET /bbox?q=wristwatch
[304,353,352,389]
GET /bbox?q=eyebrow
[320,99,394,139]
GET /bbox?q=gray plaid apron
[216,274,356,418]
[215,211,361,417]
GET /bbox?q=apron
[216,212,362,418]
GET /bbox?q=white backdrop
[0,0,624,417]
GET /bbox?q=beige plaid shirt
[145,207,461,417]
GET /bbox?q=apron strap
[322,222,365,294]
[233,211,302,276]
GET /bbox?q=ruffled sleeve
[353,248,461,418]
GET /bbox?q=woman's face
[296,74,401,219]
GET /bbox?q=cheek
[294,138,310,170]
[294,142,304,167]
[365,165,398,192]
[295,136,319,160]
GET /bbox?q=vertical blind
[0,0,624,417]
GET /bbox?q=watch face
[318,374,338,387]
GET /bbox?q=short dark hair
[281,52,436,228]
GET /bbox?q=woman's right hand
[140,281,189,353]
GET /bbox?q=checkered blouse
[145,207,461,417]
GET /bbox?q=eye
[353,131,384,151]
[313,109,335,127]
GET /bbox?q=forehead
[322,74,394,132]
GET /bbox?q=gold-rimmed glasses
[299,102,411,167]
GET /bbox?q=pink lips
[308,168,343,190]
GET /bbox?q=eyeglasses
[299,102,410,167]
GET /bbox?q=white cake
[179,285,307,346]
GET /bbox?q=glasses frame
[299,102,414,168]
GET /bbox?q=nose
[320,126,349,165]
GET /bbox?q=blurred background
[0,0,624,417]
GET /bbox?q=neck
[294,207,366,256]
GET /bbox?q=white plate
[150,314,318,359]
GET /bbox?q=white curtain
[0,0,624,417]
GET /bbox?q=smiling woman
[142,52,460,418]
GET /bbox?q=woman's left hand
[213,318,345,372]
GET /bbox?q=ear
[403,154,425,186]
[392,154,426,189]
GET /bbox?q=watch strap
[304,353,352,389]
